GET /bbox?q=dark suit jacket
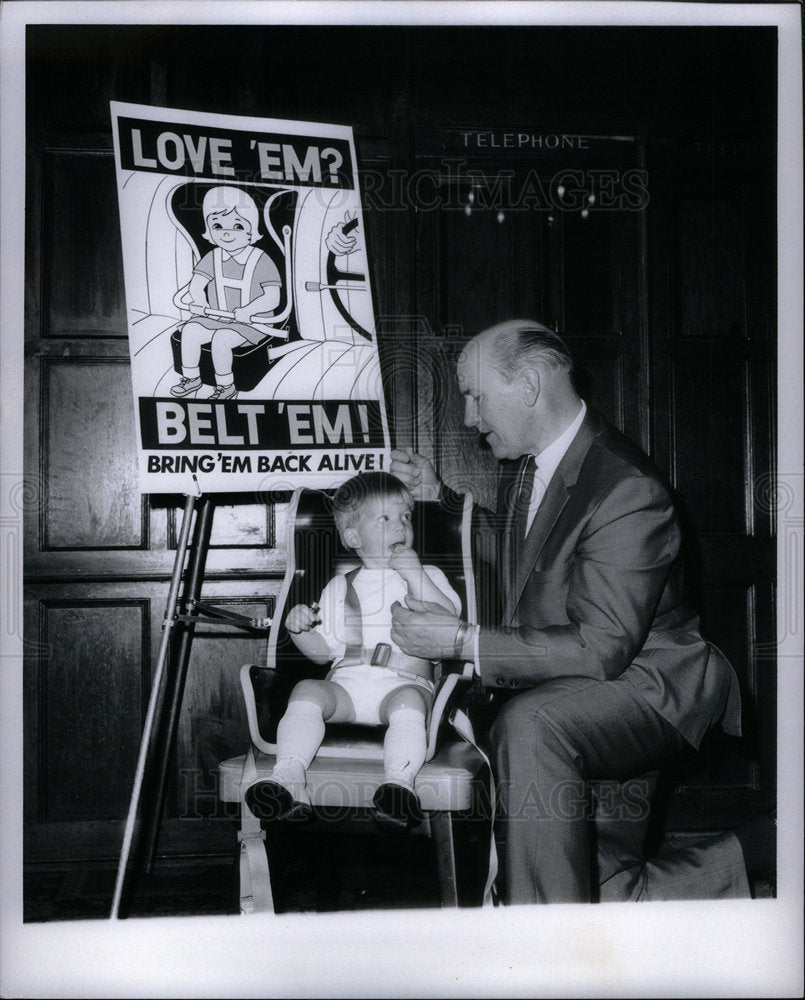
[472,407,741,749]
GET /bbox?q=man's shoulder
[581,409,671,491]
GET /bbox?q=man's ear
[520,366,541,406]
[342,526,361,550]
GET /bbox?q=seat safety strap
[339,570,429,678]
[449,707,500,907]
[341,568,364,665]
[238,747,274,914]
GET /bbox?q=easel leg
[142,496,216,871]
[110,493,198,919]
[430,810,460,907]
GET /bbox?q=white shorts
[328,665,434,726]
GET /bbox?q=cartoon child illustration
[171,186,282,400]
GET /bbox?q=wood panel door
[410,128,647,508]
[22,24,407,865]
[646,140,777,827]
[411,126,776,832]
[23,28,282,864]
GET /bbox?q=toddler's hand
[388,544,422,577]
[233,305,252,323]
[285,603,320,634]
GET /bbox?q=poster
[111,101,390,494]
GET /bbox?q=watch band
[453,619,469,660]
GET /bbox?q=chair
[217,486,495,914]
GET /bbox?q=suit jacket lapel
[504,410,600,622]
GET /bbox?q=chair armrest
[240,662,387,761]
[245,659,477,763]
[425,661,475,762]
[240,663,289,755]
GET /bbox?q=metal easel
[110,481,270,919]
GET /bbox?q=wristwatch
[453,619,469,659]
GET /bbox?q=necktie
[505,456,537,598]
[513,455,537,541]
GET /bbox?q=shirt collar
[220,245,254,264]
[531,399,587,480]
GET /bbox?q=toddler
[245,472,461,830]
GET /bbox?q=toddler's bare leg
[379,685,429,788]
[276,678,356,764]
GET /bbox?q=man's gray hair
[486,320,574,380]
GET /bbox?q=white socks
[274,699,326,772]
[383,708,427,789]
[273,700,426,799]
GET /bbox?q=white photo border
[1,3,802,998]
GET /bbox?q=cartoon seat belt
[212,245,261,314]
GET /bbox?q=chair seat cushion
[219,741,486,812]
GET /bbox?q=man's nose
[464,396,478,427]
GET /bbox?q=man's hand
[390,596,460,660]
[389,447,440,499]
[284,603,320,634]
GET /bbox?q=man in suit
[390,319,760,904]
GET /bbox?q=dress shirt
[467,400,586,674]
[523,400,587,535]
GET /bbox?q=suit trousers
[491,676,750,904]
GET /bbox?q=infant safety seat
[218,486,496,913]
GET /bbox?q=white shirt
[316,565,462,662]
[468,400,588,677]
[523,400,587,535]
